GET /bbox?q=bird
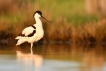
[15,10,51,49]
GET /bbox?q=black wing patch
[31,25,36,29]
[27,25,36,37]
[28,30,36,37]
[18,25,36,37]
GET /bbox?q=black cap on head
[33,10,52,23]
[33,10,42,17]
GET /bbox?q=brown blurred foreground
[0,19,106,44]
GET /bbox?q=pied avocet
[15,10,51,49]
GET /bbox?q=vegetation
[0,0,106,43]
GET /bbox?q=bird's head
[34,10,42,18]
[33,10,52,23]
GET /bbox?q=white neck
[34,16,43,29]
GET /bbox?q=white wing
[22,26,35,36]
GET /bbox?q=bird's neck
[34,17,43,28]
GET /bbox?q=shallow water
[0,44,106,71]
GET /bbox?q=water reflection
[41,44,106,71]
[82,52,104,71]
[81,45,105,71]
[0,44,106,71]
[16,49,43,71]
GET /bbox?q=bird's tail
[15,36,29,46]
[15,36,28,39]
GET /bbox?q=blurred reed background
[0,0,106,44]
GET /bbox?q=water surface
[0,44,106,71]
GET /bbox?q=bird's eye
[39,12,42,15]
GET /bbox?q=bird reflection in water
[16,49,43,71]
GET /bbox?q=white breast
[28,22,44,43]
[35,25,44,41]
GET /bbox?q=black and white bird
[15,10,51,49]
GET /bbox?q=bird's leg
[30,47,33,55]
[31,43,33,49]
